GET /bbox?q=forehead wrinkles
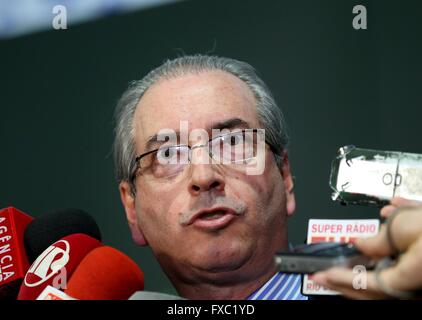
[132,70,259,151]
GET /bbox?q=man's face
[120,70,295,283]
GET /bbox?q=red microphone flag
[0,207,33,287]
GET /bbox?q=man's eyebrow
[210,118,250,131]
[144,131,180,152]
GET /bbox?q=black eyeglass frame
[130,129,280,183]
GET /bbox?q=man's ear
[119,181,148,246]
[279,152,296,217]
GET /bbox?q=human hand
[312,197,422,299]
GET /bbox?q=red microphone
[17,233,102,300]
[64,246,144,300]
[0,207,33,300]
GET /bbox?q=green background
[1,0,421,294]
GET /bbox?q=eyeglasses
[131,129,276,182]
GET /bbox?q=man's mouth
[199,210,226,220]
[187,207,241,230]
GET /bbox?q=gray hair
[113,55,289,193]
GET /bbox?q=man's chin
[189,249,253,277]
[196,260,244,274]
[177,233,259,276]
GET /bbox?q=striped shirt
[247,272,308,300]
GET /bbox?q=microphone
[129,291,185,300]
[24,208,102,263]
[0,207,33,300]
[64,246,144,300]
[17,233,102,300]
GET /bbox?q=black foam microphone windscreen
[23,208,102,263]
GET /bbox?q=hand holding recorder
[312,197,422,299]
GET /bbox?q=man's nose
[188,148,225,195]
